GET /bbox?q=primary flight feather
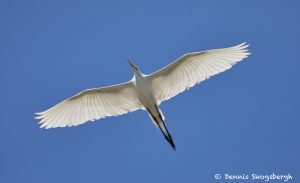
[36,42,250,150]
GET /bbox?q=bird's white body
[132,72,174,148]
[133,73,155,108]
[36,43,250,150]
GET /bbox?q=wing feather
[147,43,250,104]
[35,81,142,129]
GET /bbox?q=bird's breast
[134,77,156,106]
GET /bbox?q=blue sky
[1,0,299,182]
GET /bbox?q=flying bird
[35,43,250,150]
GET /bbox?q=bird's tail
[146,106,176,151]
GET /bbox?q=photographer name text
[214,173,292,182]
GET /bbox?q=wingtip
[35,115,43,119]
[236,42,249,49]
[233,42,251,57]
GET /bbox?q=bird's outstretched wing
[35,81,142,129]
[147,43,250,104]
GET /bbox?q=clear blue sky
[1,0,299,182]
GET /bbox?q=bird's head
[128,59,140,73]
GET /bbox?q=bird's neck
[134,70,144,78]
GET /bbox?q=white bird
[35,42,250,150]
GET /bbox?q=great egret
[36,43,250,150]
